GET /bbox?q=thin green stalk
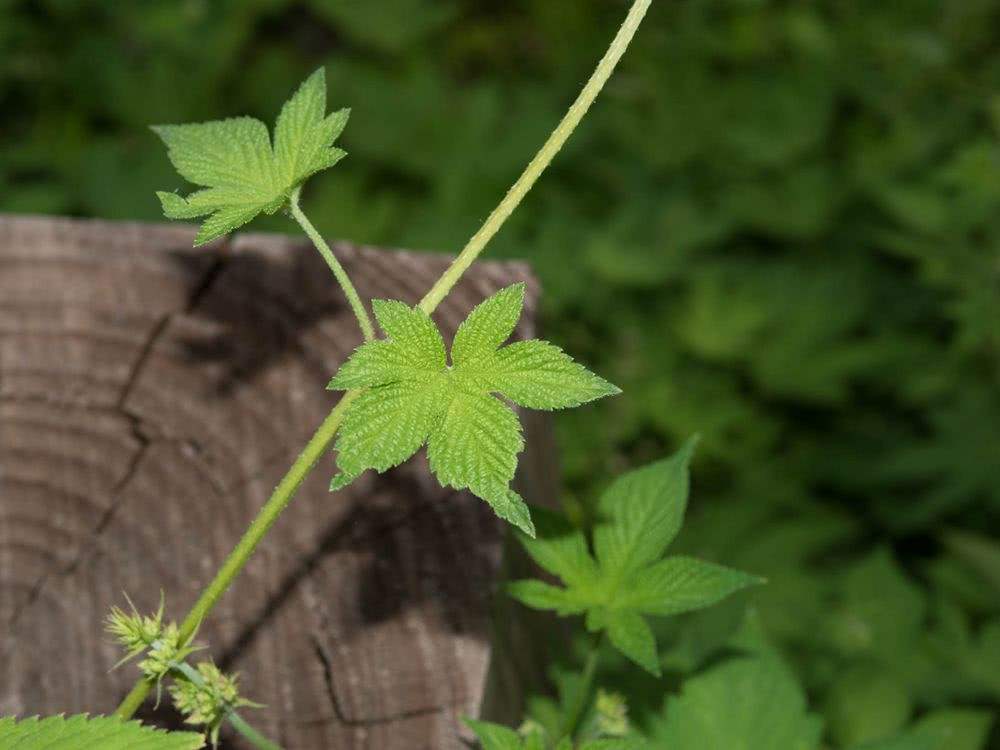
[227,713,281,750]
[115,0,650,720]
[290,187,375,341]
[418,0,652,314]
[172,661,281,750]
[557,632,603,746]
[114,392,359,719]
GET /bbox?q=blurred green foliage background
[3,0,1000,746]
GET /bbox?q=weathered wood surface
[0,214,553,748]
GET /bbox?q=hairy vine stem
[418,0,652,314]
[115,0,652,720]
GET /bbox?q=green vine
[115,0,653,724]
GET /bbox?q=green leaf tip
[152,67,350,246]
[508,440,763,674]
[329,471,356,492]
[327,283,617,534]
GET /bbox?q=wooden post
[0,214,554,748]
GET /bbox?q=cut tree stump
[0,214,556,749]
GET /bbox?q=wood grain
[0,214,554,748]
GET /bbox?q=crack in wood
[218,491,439,674]
[0,215,547,744]
[116,252,230,412]
[5,251,230,631]
[309,635,457,728]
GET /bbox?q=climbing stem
[290,187,375,341]
[115,0,650,720]
[114,392,360,719]
[418,0,652,314]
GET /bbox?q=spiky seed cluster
[170,663,256,746]
[105,597,199,688]
[105,594,166,665]
[106,594,205,714]
[594,690,630,737]
[106,596,263,745]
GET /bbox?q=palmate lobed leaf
[0,714,204,749]
[153,68,349,246]
[508,439,763,674]
[327,283,620,537]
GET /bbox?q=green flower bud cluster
[106,595,261,746]
[105,595,198,687]
[170,662,259,747]
[516,718,548,741]
[105,594,167,665]
[594,690,629,737]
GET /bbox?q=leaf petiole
[289,187,375,341]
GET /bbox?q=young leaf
[328,283,620,536]
[648,652,823,750]
[0,714,205,749]
[508,439,763,674]
[463,718,524,750]
[153,68,349,245]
